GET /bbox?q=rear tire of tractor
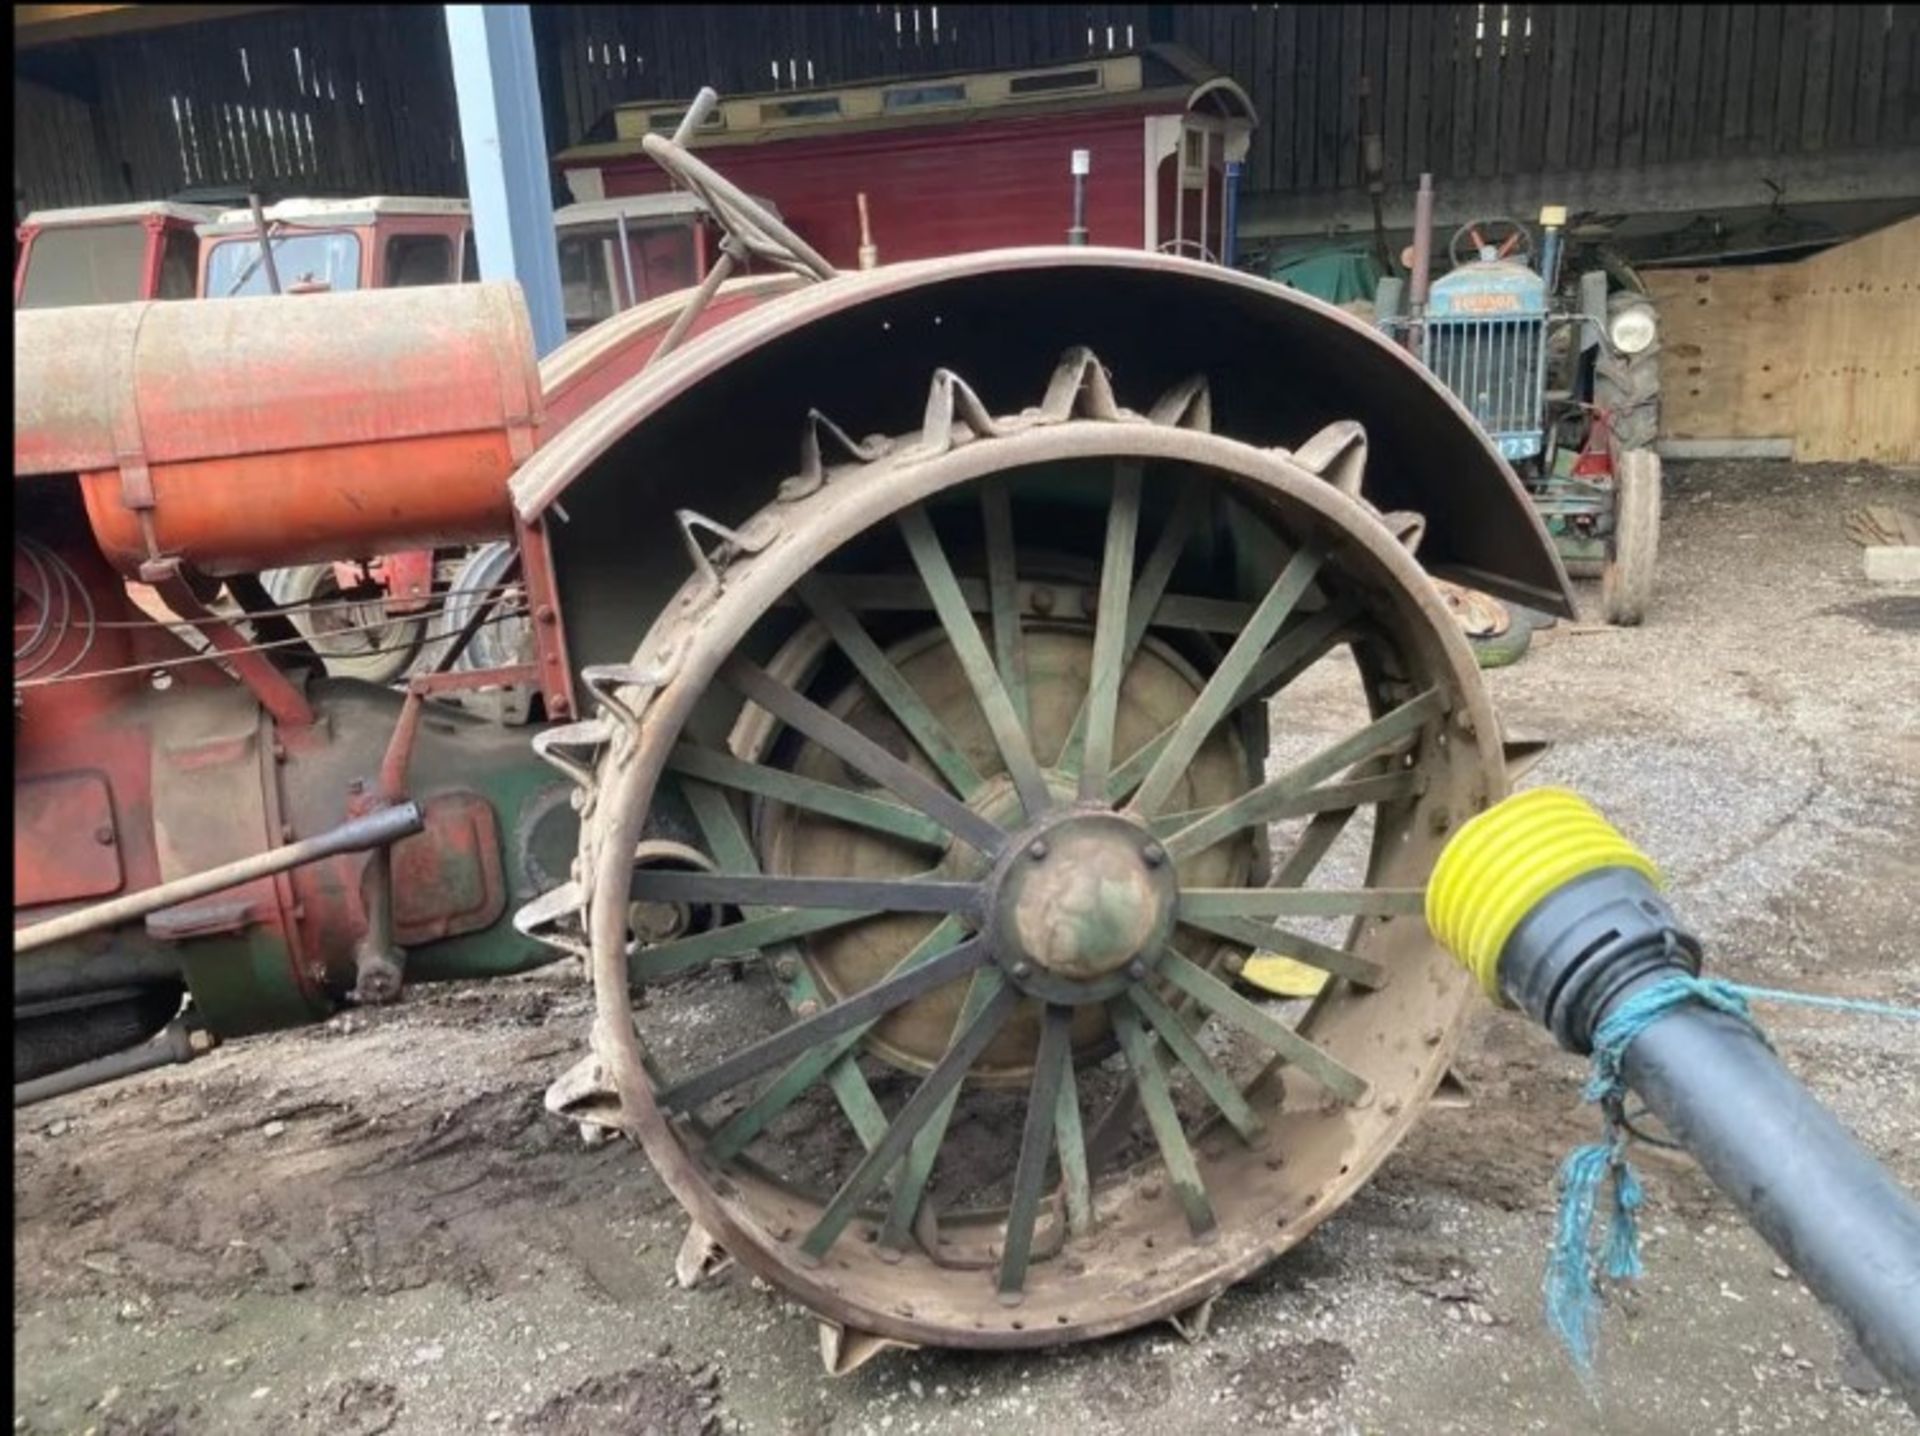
[1603,451,1661,626]
[263,563,422,685]
[1594,292,1661,453]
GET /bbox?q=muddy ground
[15,460,1920,1434]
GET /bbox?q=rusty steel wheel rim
[561,357,1506,1350]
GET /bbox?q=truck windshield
[556,221,696,331]
[18,223,148,308]
[206,230,361,297]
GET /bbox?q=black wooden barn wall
[14,4,1919,215]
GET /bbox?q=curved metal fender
[511,246,1574,623]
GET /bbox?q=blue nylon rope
[1545,974,1920,1383]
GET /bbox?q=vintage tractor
[1376,199,1662,630]
[16,121,1582,1362]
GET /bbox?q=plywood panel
[1792,214,1920,463]
[1645,264,1803,440]
[1647,215,1920,463]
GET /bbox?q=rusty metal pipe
[14,803,424,956]
[673,87,720,146]
[648,244,738,368]
[14,1016,212,1108]
[1408,173,1435,359]
[248,193,283,295]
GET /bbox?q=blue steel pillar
[445,4,566,356]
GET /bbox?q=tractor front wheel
[1602,450,1660,626]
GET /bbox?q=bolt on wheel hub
[991,813,1176,989]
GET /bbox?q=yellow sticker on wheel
[1241,953,1331,999]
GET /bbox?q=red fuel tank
[14,283,540,576]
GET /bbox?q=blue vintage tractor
[1376,207,1661,629]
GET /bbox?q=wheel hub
[990,812,1175,991]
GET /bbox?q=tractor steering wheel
[640,131,837,283]
[1449,217,1535,269]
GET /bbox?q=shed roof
[557,44,1255,164]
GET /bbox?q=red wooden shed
[554,45,1257,271]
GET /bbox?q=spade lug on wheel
[674,1221,735,1290]
[818,1320,917,1377]
[1166,1294,1219,1343]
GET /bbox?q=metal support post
[445,4,566,356]
[1068,149,1090,246]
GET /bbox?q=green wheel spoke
[1053,1043,1094,1239]
[998,1004,1072,1299]
[980,477,1030,738]
[1157,953,1370,1105]
[1112,1000,1216,1237]
[1103,607,1357,807]
[1121,552,1328,817]
[1147,771,1417,838]
[723,656,1006,855]
[632,907,874,982]
[629,870,980,915]
[1127,985,1265,1143]
[800,976,1019,1261]
[897,507,1052,820]
[1272,804,1362,887]
[877,964,1004,1251]
[1162,688,1444,862]
[1178,887,1426,920]
[1229,601,1358,708]
[1176,914,1387,989]
[1059,478,1203,775]
[666,744,948,848]
[706,1031,868,1164]
[678,779,893,1144]
[797,576,986,799]
[706,916,971,1164]
[1128,546,1324,817]
[660,935,990,1113]
[1075,463,1142,798]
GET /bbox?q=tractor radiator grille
[1425,317,1548,457]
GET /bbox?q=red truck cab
[194,195,478,297]
[14,201,219,309]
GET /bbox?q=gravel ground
[13,458,1920,1435]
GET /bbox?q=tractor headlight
[1607,303,1657,355]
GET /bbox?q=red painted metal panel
[599,109,1158,268]
[14,771,125,909]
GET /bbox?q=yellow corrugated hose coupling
[1426,788,1662,1001]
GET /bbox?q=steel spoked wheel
[538,354,1507,1351]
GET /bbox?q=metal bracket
[1380,509,1427,554]
[817,1321,916,1377]
[1146,373,1214,431]
[1166,1293,1218,1343]
[532,718,614,789]
[142,557,316,729]
[673,1221,735,1290]
[544,1049,623,1131]
[1291,420,1370,498]
[777,409,892,502]
[916,368,1007,456]
[512,879,591,960]
[676,509,780,606]
[579,662,674,743]
[1035,345,1123,424]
